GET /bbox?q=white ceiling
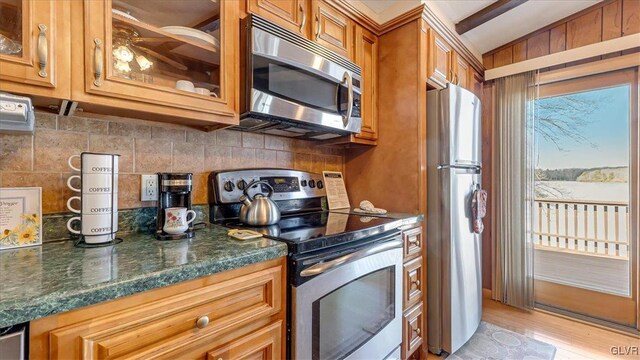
[354,0,602,57]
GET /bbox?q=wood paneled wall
[483,0,640,69]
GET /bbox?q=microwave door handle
[300,239,402,277]
[341,71,353,127]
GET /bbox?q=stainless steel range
[209,169,403,360]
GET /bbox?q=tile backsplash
[0,111,344,213]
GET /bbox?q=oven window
[253,55,342,114]
[312,266,395,360]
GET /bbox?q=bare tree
[535,93,605,151]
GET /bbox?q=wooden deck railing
[533,199,629,259]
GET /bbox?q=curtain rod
[485,34,640,81]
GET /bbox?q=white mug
[67,194,116,214]
[194,87,210,96]
[163,207,196,235]
[175,80,195,92]
[67,174,118,194]
[67,212,118,236]
[68,153,119,174]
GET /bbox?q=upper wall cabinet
[74,0,238,126]
[452,51,470,90]
[353,25,378,142]
[247,0,309,38]
[0,0,70,99]
[426,28,453,89]
[311,0,353,59]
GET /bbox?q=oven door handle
[300,239,402,277]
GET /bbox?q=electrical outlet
[141,174,158,201]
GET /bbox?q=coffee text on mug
[89,187,111,193]
[91,166,112,172]
[91,227,112,233]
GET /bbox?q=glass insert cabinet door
[0,0,70,98]
[83,0,236,117]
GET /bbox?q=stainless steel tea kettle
[239,180,281,226]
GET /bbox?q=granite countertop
[0,225,288,328]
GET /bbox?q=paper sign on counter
[322,171,350,210]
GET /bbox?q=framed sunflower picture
[0,187,42,250]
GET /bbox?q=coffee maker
[156,173,195,240]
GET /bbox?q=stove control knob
[300,180,308,187]
[308,180,316,188]
[317,180,324,189]
[223,180,235,192]
[237,179,247,190]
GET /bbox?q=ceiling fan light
[136,55,153,71]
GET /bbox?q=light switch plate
[141,174,158,201]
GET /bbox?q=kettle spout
[240,195,252,206]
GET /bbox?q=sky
[535,84,630,170]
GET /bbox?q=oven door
[292,236,403,360]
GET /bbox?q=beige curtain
[492,71,536,310]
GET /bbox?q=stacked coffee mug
[66,152,120,244]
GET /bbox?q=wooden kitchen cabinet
[0,0,71,100]
[402,302,425,359]
[71,0,238,127]
[30,258,286,359]
[400,223,425,359]
[246,0,309,38]
[311,0,353,59]
[452,51,471,90]
[427,28,453,89]
[353,25,378,142]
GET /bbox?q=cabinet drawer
[403,256,423,309]
[48,265,283,359]
[402,302,424,360]
[402,225,423,261]
[208,321,282,360]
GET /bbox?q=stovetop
[221,211,401,255]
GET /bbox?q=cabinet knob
[413,327,421,336]
[196,315,209,329]
[412,279,421,288]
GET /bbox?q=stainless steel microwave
[237,15,362,140]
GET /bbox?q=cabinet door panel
[403,256,423,309]
[354,25,377,141]
[207,321,282,360]
[247,0,308,37]
[402,225,423,261]
[311,0,352,59]
[402,302,424,360]
[80,0,237,123]
[453,52,471,90]
[427,28,452,88]
[0,0,70,99]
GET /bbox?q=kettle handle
[243,180,274,200]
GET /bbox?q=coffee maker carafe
[156,173,195,240]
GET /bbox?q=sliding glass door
[533,68,639,329]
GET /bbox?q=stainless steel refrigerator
[427,84,483,355]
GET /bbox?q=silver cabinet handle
[300,239,402,277]
[196,315,209,329]
[342,71,353,127]
[37,24,47,78]
[299,3,306,33]
[315,14,320,40]
[93,38,103,87]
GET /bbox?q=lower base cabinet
[29,257,286,359]
[401,223,426,359]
